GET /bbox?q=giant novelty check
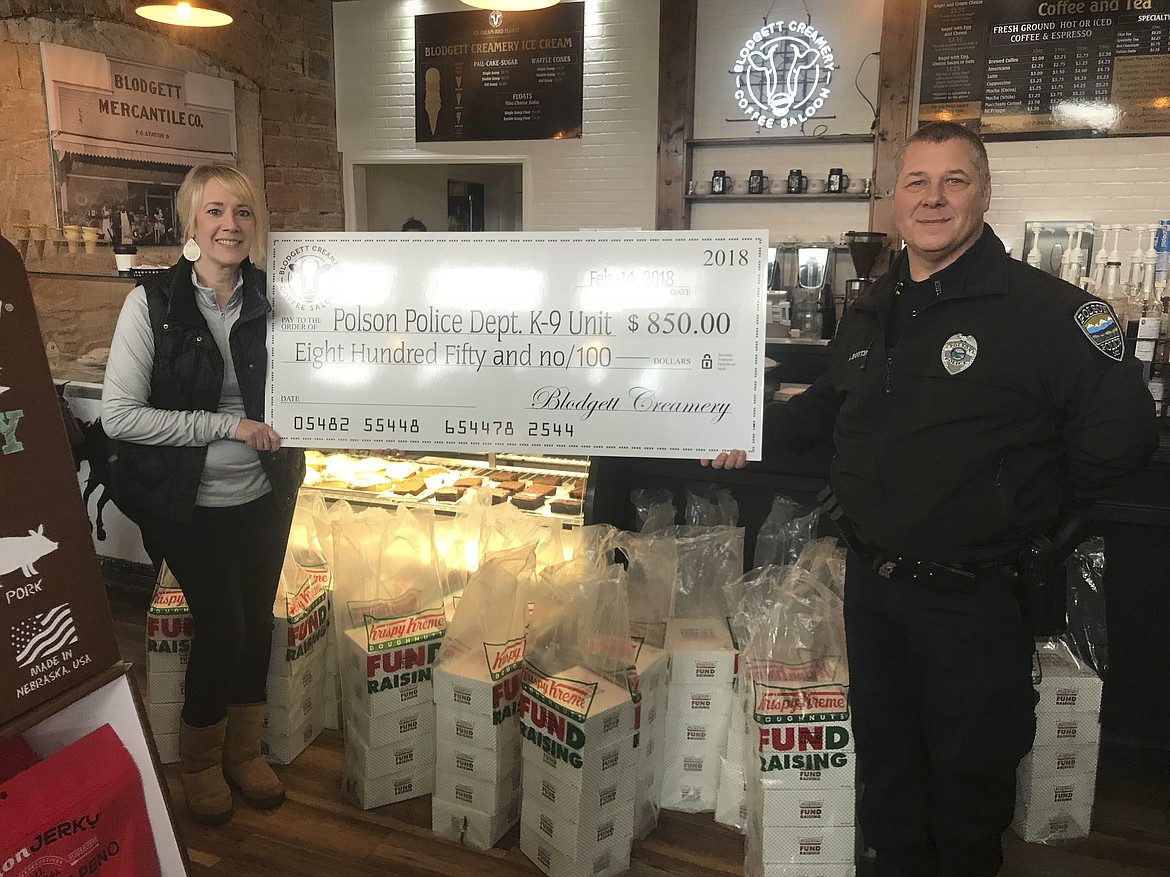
[267,232,767,459]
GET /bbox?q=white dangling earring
[182,238,201,262]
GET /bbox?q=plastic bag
[632,487,676,533]
[263,492,334,763]
[738,543,851,877]
[481,501,565,570]
[331,505,445,809]
[433,497,486,620]
[607,529,676,649]
[519,560,640,874]
[686,484,739,527]
[753,494,821,569]
[665,525,744,620]
[1012,636,1104,844]
[1064,536,1108,677]
[431,543,535,848]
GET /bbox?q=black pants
[845,554,1036,877]
[143,493,293,728]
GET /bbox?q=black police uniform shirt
[763,224,1157,565]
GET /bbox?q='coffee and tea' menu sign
[919,0,1170,136]
[414,4,584,142]
[0,238,121,725]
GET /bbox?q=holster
[1012,537,1069,637]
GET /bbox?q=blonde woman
[103,165,304,825]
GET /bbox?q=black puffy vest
[110,258,304,523]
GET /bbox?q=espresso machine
[844,231,888,307]
[766,242,838,339]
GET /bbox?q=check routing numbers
[266,233,767,459]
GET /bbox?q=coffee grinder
[844,231,888,307]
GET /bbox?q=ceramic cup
[695,180,713,195]
[732,179,749,195]
[807,179,827,194]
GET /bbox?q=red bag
[0,735,39,784]
[0,723,159,877]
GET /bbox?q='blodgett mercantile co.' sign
[40,42,237,159]
[732,21,836,129]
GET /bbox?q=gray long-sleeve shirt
[101,271,271,508]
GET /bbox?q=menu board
[415,4,584,142]
[919,0,1170,136]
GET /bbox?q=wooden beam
[871,0,926,244]
[656,1,697,231]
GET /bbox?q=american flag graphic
[11,603,78,669]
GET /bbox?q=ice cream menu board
[919,0,1170,136]
[414,5,584,142]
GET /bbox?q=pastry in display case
[298,450,590,525]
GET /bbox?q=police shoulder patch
[1074,301,1124,362]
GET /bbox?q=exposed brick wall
[0,0,343,233]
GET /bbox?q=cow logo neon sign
[732,21,835,129]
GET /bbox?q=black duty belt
[862,551,1015,592]
[815,486,1017,592]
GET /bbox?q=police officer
[707,121,1156,876]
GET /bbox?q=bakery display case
[299,449,590,526]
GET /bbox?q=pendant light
[135,1,233,27]
[460,0,561,10]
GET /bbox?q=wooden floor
[107,588,1170,877]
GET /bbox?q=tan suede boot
[223,703,285,810]
[179,718,233,826]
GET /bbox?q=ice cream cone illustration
[424,67,442,135]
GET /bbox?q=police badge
[1074,301,1125,362]
[941,334,978,375]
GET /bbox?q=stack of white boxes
[632,638,669,838]
[661,617,738,812]
[746,667,857,876]
[339,604,445,809]
[715,687,751,831]
[319,601,343,731]
[520,664,639,877]
[431,645,524,848]
[145,567,192,764]
[262,563,332,764]
[1012,645,1104,842]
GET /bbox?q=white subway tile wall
[985,139,1170,259]
[333,0,660,232]
[333,1,1170,247]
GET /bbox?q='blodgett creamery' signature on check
[531,385,731,423]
